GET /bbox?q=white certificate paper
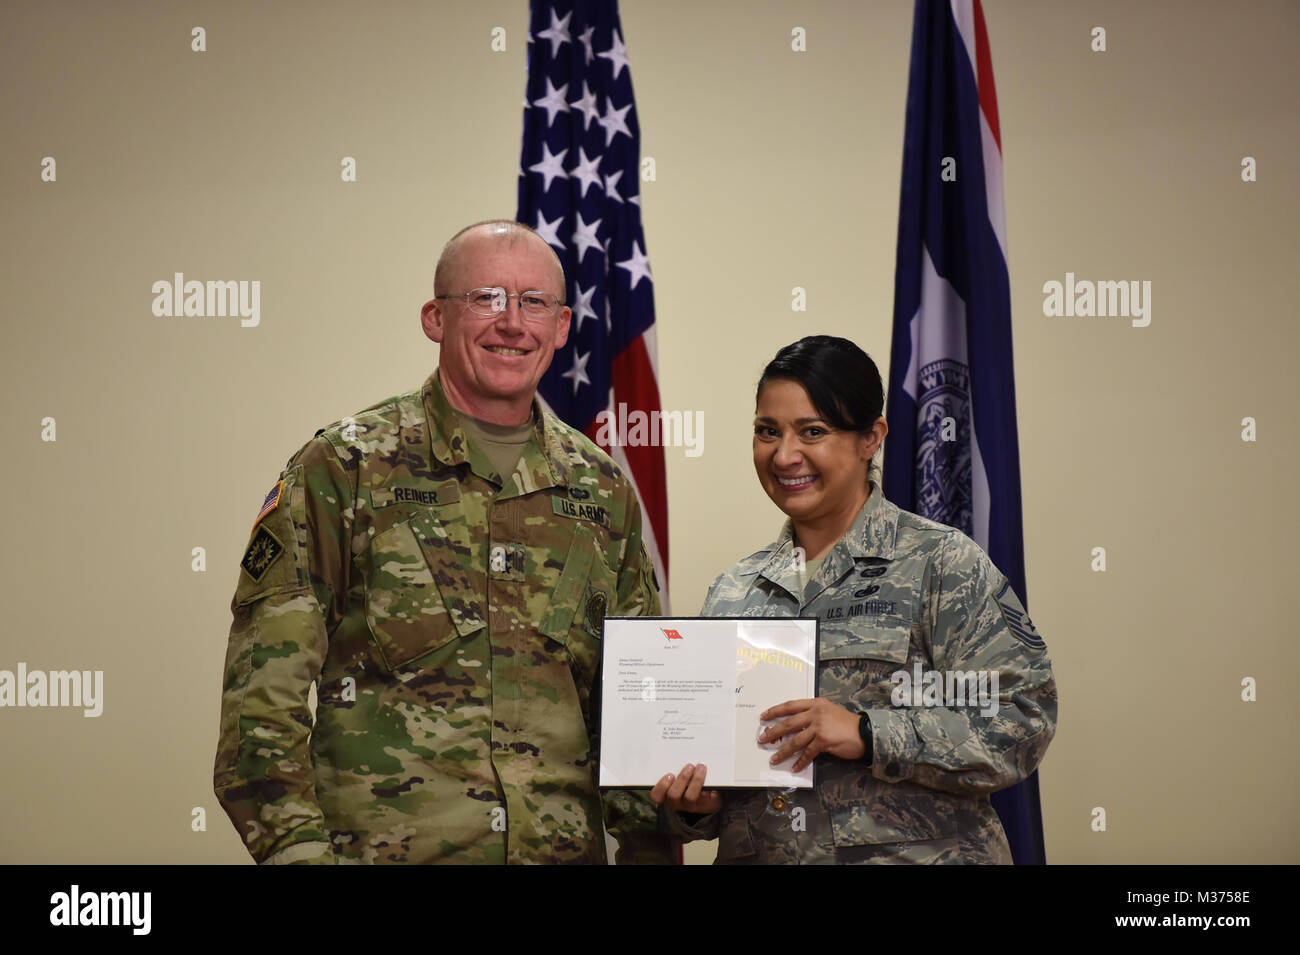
[597,617,819,788]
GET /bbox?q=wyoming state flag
[883,0,1047,865]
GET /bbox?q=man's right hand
[649,763,723,815]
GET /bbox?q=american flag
[883,0,1045,864]
[516,0,669,611]
[254,480,283,527]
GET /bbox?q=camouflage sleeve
[213,435,353,865]
[660,806,722,843]
[601,485,679,864]
[866,534,1058,794]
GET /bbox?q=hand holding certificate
[598,617,819,790]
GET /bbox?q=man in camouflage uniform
[659,483,1057,863]
[214,220,672,864]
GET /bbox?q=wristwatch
[858,712,873,765]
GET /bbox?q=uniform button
[770,795,787,812]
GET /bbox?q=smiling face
[420,226,571,424]
[753,378,884,530]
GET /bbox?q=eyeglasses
[436,287,564,319]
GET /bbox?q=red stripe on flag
[582,334,670,577]
[611,337,669,570]
[973,0,1001,152]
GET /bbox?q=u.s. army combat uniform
[666,484,1057,864]
[214,369,671,864]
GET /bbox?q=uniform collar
[756,483,899,599]
[420,368,572,492]
[841,482,899,560]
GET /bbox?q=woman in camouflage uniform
[651,336,1057,864]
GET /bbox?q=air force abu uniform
[667,484,1057,864]
[214,369,670,864]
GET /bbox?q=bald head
[420,218,573,425]
[433,220,565,302]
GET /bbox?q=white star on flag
[528,144,569,192]
[537,9,572,57]
[598,29,630,80]
[571,213,603,263]
[531,78,569,126]
[616,240,652,289]
[604,170,624,203]
[533,213,564,250]
[570,148,603,197]
[597,99,632,146]
[569,81,600,131]
[561,349,592,394]
[571,284,598,332]
[578,25,595,64]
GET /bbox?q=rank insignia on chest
[552,496,609,527]
[241,526,284,581]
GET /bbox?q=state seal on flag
[916,357,974,534]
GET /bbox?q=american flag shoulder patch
[253,480,284,528]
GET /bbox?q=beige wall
[1,0,1295,864]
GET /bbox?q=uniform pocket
[819,622,911,664]
[538,524,610,689]
[817,622,916,709]
[359,518,460,671]
[824,780,963,847]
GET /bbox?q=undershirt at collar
[458,411,535,484]
[799,551,828,600]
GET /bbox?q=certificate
[597,617,819,789]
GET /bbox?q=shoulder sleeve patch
[253,480,284,529]
[234,468,307,605]
[995,580,1046,650]
[240,525,284,581]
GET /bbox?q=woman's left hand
[760,698,866,772]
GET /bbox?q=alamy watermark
[0,663,103,717]
[1042,272,1151,327]
[594,402,703,457]
[49,885,150,935]
[891,663,999,717]
[152,272,260,327]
